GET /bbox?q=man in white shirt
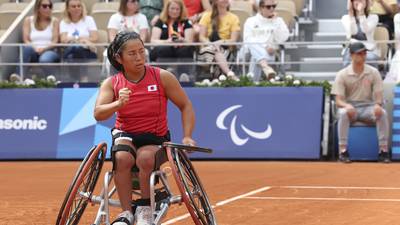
[242,0,289,81]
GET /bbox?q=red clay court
[1,161,400,225]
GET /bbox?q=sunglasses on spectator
[260,4,277,9]
[41,3,53,9]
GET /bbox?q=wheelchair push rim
[166,147,217,225]
[56,142,107,225]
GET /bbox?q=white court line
[161,186,271,225]
[215,186,271,206]
[244,196,400,202]
[277,185,400,190]
[162,185,400,224]
[161,214,191,225]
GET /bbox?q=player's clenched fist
[118,87,131,107]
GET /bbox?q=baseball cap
[349,42,368,54]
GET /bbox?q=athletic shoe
[339,151,351,163]
[135,206,152,225]
[262,65,277,80]
[378,151,391,163]
[111,210,134,225]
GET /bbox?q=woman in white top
[19,0,60,76]
[342,0,380,67]
[103,0,149,76]
[60,0,98,81]
[242,0,289,81]
[107,0,149,43]
[60,0,98,61]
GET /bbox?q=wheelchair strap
[111,144,136,171]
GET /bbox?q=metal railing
[0,39,395,82]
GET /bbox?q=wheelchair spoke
[56,143,106,225]
[167,148,217,225]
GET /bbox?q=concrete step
[294,45,343,58]
[315,1,347,19]
[300,57,343,72]
[317,19,345,33]
[313,32,346,42]
[287,71,337,82]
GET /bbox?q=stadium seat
[91,2,119,30]
[82,0,100,14]
[52,2,65,20]
[0,2,29,12]
[292,0,305,16]
[277,0,298,16]
[276,0,298,39]
[230,0,253,16]
[96,29,108,61]
[230,9,251,39]
[347,125,379,161]
[91,11,115,31]
[91,2,119,12]
[0,2,29,29]
[0,0,10,5]
[331,100,380,161]
[374,24,392,68]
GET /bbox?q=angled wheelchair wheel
[167,147,217,225]
[56,142,107,225]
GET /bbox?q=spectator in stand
[150,0,194,80]
[183,0,210,41]
[370,0,397,39]
[242,0,289,81]
[60,0,98,81]
[139,0,166,26]
[342,0,380,68]
[105,0,149,76]
[108,0,149,43]
[198,0,240,79]
[19,0,60,77]
[150,0,194,61]
[385,4,400,82]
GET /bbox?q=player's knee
[114,151,134,171]
[136,151,155,171]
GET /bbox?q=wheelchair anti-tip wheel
[56,142,107,225]
[166,146,217,225]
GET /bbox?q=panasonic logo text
[0,116,48,130]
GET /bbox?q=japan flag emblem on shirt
[148,85,157,92]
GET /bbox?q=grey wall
[315,0,347,19]
[0,2,33,80]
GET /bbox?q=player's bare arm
[160,69,196,145]
[94,77,131,121]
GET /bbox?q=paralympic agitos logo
[216,105,272,146]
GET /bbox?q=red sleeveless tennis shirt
[111,65,168,136]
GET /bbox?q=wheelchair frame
[55,142,217,225]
